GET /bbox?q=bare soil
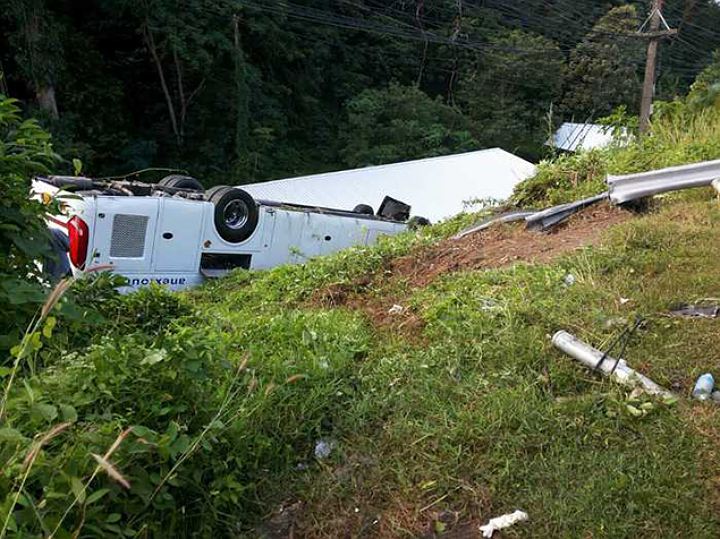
[390,202,630,288]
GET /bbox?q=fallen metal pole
[551,330,673,398]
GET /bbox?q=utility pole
[638,0,677,135]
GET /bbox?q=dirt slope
[314,202,631,333]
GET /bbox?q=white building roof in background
[239,148,536,223]
[549,122,627,153]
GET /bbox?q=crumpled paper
[479,510,528,538]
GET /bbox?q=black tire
[408,216,431,230]
[353,203,374,215]
[159,174,204,191]
[203,185,229,201]
[209,187,259,243]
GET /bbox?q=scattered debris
[670,305,720,318]
[479,298,500,311]
[603,316,628,329]
[387,304,405,315]
[552,330,674,399]
[712,178,720,196]
[563,273,576,286]
[314,439,336,460]
[712,391,720,403]
[525,192,608,231]
[620,297,631,305]
[692,373,715,401]
[479,510,528,538]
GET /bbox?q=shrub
[511,150,608,207]
[0,95,60,356]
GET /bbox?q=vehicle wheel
[159,174,204,191]
[353,203,374,215]
[209,187,259,243]
[408,216,431,230]
[203,185,229,201]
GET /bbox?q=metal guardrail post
[607,159,720,204]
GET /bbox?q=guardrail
[607,159,720,204]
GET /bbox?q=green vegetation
[339,84,477,168]
[0,96,58,351]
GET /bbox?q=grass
[183,188,720,537]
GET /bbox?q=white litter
[479,510,529,538]
[620,297,631,305]
[563,274,576,286]
[314,439,336,459]
[388,304,405,315]
[710,178,720,196]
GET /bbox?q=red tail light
[68,215,89,269]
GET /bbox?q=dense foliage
[0,95,58,351]
[339,84,477,167]
[1,0,720,183]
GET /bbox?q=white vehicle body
[33,178,409,292]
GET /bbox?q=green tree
[688,49,720,109]
[561,5,643,119]
[4,0,65,118]
[339,84,477,168]
[0,95,59,350]
[456,30,565,159]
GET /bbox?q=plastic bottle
[692,373,715,401]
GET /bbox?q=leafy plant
[0,95,60,357]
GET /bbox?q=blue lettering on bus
[129,277,188,287]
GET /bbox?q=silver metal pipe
[551,330,673,398]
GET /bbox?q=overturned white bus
[33,175,425,291]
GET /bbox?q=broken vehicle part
[607,159,720,204]
[525,192,608,231]
[452,210,536,240]
[551,330,673,398]
[670,305,720,318]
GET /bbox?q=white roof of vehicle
[549,122,628,152]
[239,148,536,222]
